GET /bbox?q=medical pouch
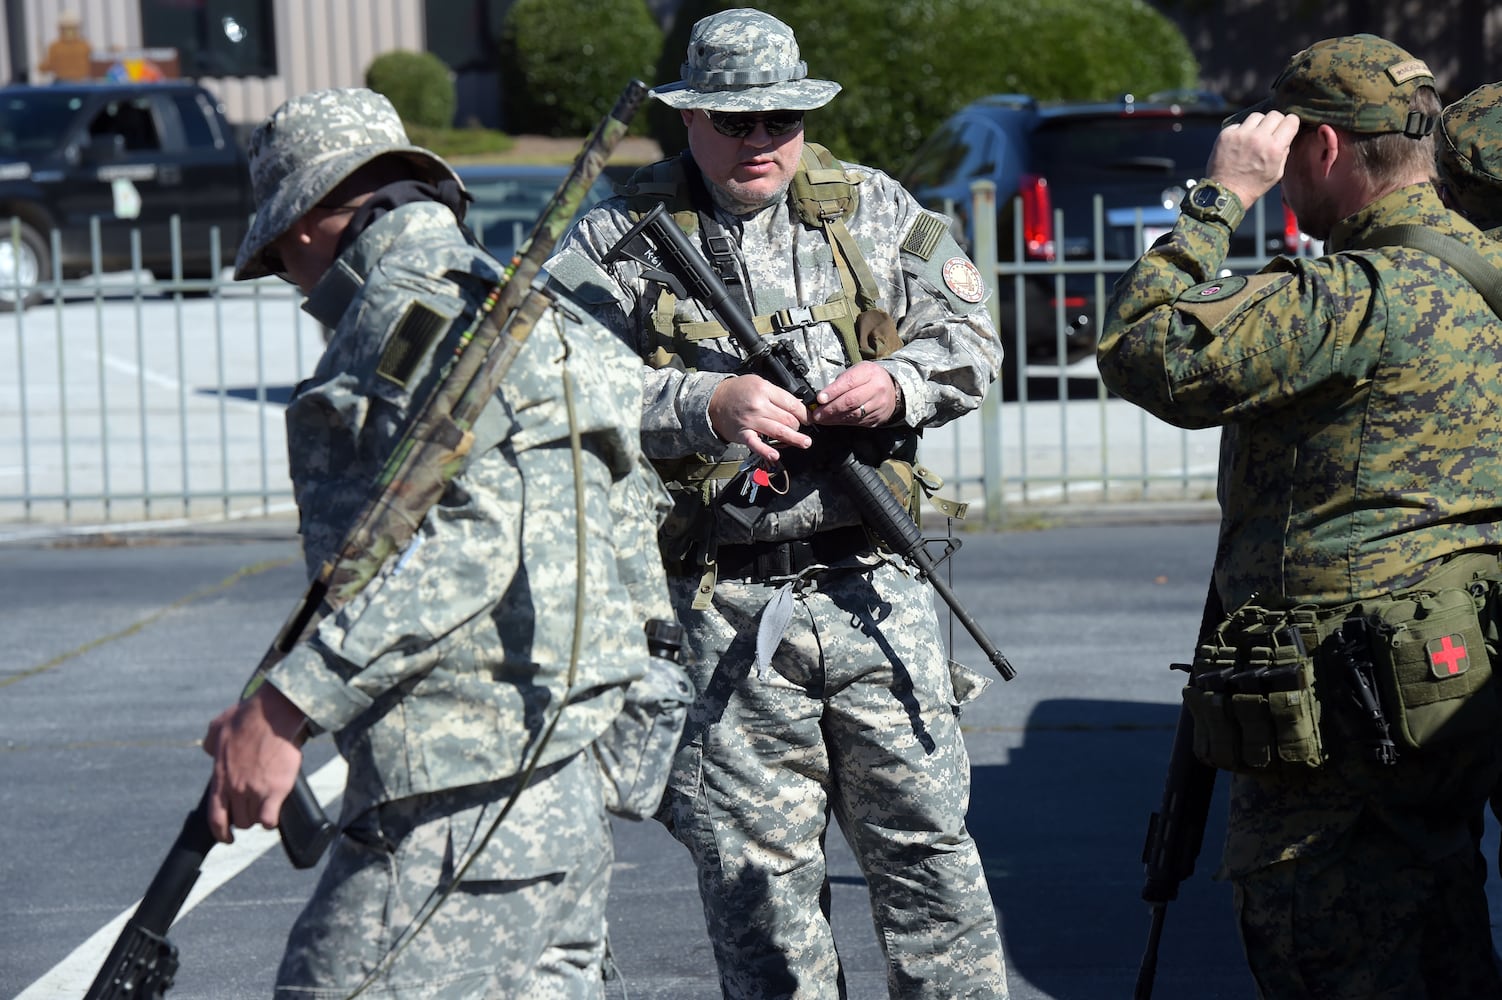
[1183,606,1324,773]
[1365,587,1497,750]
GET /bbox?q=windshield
[0,92,85,157]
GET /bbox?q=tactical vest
[617,147,963,538]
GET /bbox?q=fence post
[970,179,1003,525]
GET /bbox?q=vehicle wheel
[0,220,48,311]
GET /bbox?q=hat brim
[233,146,459,280]
[650,78,840,113]
[1223,96,1275,128]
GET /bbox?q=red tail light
[1282,203,1309,255]
[1019,173,1055,261]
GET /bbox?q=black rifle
[1134,585,1222,1000]
[1329,616,1399,765]
[603,203,1016,681]
[83,80,650,1000]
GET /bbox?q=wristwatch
[1181,179,1246,230]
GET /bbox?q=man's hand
[813,361,901,428]
[203,684,307,843]
[1208,110,1302,210]
[708,373,812,464]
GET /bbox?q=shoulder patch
[1177,275,1249,303]
[901,213,949,262]
[377,302,449,388]
[941,256,986,303]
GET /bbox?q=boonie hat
[649,7,840,113]
[234,87,460,280]
[1228,33,1435,137]
[1437,83,1502,230]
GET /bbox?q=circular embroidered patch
[1181,275,1249,302]
[942,257,986,303]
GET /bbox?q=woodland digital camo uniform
[1097,60,1502,1000]
[549,115,1007,1000]
[1438,81,1502,233]
[237,92,673,997]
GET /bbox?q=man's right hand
[1208,110,1302,210]
[203,684,307,843]
[708,373,813,464]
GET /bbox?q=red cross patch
[1426,633,1470,677]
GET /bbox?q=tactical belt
[688,525,871,581]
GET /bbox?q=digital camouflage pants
[274,754,612,999]
[662,559,1009,1000]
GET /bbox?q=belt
[706,525,873,580]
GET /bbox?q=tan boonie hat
[234,87,460,280]
[1437,82,1502,230]
[650,7,840,112]
[1228,33,1435,137]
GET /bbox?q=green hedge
[366,49,457,130]
[649,0,1200,172]
[500,0,663,136]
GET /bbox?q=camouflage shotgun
[602,203,1017,681]
[83,79,650,1000]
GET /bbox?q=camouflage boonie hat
[234,88,460,280]
[1437,83,1502,230]
[1229,33,1435,137]
[649,7,840,112]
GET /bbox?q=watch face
[1191,184,1221,209]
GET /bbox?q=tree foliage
[500,0,663,136]
[649,0,1200,172]
[366,50,457,130]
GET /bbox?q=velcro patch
[1387,59,1432,85]
[1179,276,1248,303]
[377,302,448,388]
[1426,633,1471,677]
[941,256,986,303]
[902,213,949,261]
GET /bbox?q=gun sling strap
[1353,225,1502,318]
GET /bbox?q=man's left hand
[813,361,900,427]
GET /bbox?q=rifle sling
[1352,225,1502,319]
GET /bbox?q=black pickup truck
[0,81,253,309]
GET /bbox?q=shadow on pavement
[971,697,1252,999]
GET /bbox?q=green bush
[366,50,457,129]
[500,0,663,137]
[405,124,515,161]
[648,0,1200,172]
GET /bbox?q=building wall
[3,0,425,126]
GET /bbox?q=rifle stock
[84,78,650,1000]
[603,203,1016,681]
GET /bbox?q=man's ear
[680,108,696,128]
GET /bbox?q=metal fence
[0,195,1300,530]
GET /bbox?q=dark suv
[0,81,253,309]
[901,92,1310,394]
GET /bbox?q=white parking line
[80,350,183,392]
[15,756,347,999]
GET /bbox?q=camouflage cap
[1437,83,1502,230]
[1229,34,1435,136]
[649,7,840,112]
[233,88,460,280]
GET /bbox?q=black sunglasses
[703,109,805,139]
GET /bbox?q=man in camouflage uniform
[546,8,1007,999]
[1099,35,1502,998]
[1437,81,1502,233]
[202,88,675,998]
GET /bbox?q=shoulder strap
[1353,225,1502,320]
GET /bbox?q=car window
[905,118,1001,191]
[171,92,219,150]
[0,93,85,156]
[88,97,162,152]
[1033,116,1220,181]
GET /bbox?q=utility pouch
[1365,586,1498,750]
[593,620,694,820]
[1182,605,1323,773]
